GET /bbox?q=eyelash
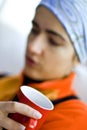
[49,38,59,46]
[31,28,39,35]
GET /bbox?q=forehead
[35,6,62,28]
[34,6,71,43]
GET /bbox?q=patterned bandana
[38,0,87,63]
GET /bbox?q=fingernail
[20,125,25,130]
[33,111,42,119]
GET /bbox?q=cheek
[47,48,74,69]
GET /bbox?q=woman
[0,0,87,130]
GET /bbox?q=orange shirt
[0,72,87,130]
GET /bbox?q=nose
[27,33,45,55]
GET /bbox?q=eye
[49,38,60,46]
[31,27,39,35]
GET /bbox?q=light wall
[0,0,40,74]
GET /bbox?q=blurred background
[0,0,40,74]
[0,0,87,102]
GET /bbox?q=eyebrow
[32,20,65,41]
[46,30,65,41]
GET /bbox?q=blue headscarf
[38,0,87,63]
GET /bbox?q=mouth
[26,56,38,67]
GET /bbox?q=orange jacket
[0,73,87,130]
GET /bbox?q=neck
[23,75,44,85]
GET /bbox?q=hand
[0,101,42,130]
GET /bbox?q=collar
[23,72,76,101]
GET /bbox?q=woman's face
[24,6,77,80]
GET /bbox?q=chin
[24,67,42,80]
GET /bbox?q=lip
[26,56,38,67]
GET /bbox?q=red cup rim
[20,86,54,110]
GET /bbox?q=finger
[0,110,25,130]
[0,101,42,119]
